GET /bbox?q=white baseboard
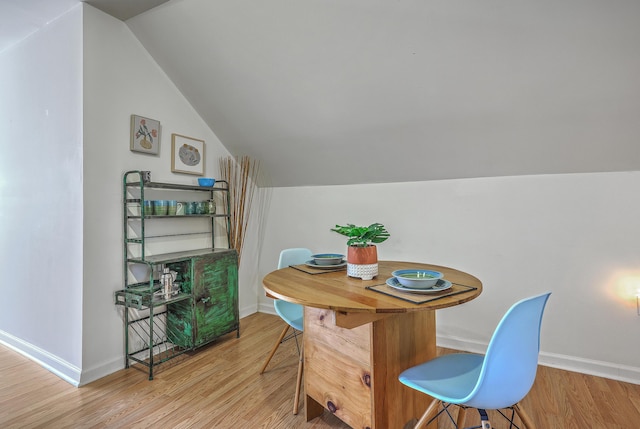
[9,315,636,389]
[240,303,259,319]
[539,351,640,386]
[437,335,640,386]
[79,356,124,386]
[0,330,80,387]
[258,302,276,315]
[3,306,262,387]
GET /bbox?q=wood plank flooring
[1,312,639,428]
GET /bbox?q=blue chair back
[466,292,550,409]
[278,248,313,269]
[274,248,312,331]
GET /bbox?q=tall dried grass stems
[218,156,260,267]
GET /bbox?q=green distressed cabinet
[115,170,239,380]
[166,250,239,348]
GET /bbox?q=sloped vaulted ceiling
[125,0,640,187]
[5,0,640,187]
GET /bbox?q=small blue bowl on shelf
[391,269,444,289]
[198,178,215,187]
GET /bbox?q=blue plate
[305,259,347,269]
[386,277,452,294]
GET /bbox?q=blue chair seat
[274,299,303,332]
[400,353,483,402]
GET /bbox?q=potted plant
[331,223,390,280]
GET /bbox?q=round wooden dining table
[263,260,482,429]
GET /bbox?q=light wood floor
[1,312,640,428]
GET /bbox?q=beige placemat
[290,263,347,275]
[366,282,478,304]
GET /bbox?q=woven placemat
[289,264,347,275]
[366,282,478,304]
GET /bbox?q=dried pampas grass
[218,156,260,266]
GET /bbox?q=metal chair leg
[478,409,492,429]
[260,324,290,374]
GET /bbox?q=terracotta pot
[347,245,378,264]
[346,245,378,280]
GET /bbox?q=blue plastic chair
[399,292,551,429]
[260,248,312,415]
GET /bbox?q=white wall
[257,171,640,384]
[81,5,251,384]
[0,5,83,384]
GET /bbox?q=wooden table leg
[371,310,437,429]
[305,394,324,422]
[304,307,437,429]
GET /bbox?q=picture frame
[130,115,161,155]
[171,133,205,176]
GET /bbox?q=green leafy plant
[331,223,390,247]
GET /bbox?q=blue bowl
[391,269,444,289]
[311,253,345,266]
[198,178,215,187]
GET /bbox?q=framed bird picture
[130,114,161,155]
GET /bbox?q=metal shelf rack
[116,170,238,380]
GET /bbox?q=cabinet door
[192,251,239,347]
[166,260,195,348]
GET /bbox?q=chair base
[413,399,535,429]
[260,324,290,374]
[259,324,301,374]
[259,323,304,415]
